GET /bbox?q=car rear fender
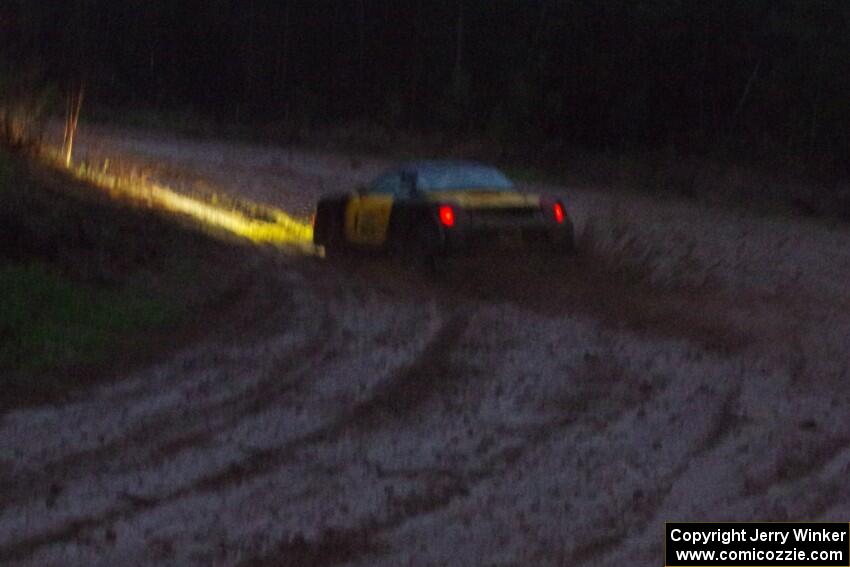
[313,193,350,246]
[387,201,445,253]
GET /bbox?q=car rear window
[416,165,514,192]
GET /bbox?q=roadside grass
[0,264,174,372]
[0,149,246,409]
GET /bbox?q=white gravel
[3,125,849,565]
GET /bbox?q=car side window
[368,173,418,199]
[369,173,401,195]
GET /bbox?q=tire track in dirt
[339,331,741,567]
[564,385,742,566]
[190,307,471,494]
[0,258,764,566]
[243,313,674,566]
[121,289,339,470]
[437,260,755,356]
[741,433,850,501]
[321,309,472,433]
[0,279,334,512]
[240,410,634,567]
[238,434,551,567]
[0,292,458,564]
[0,264,348,560]
[355,311,662,547]
[237,527,384,567]
[781,447,850,521]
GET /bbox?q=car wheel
[411,222,443,276]
[322,210,347,259]
[551,223,576,256]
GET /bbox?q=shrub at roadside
[0,149,243,408]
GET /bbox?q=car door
[344,173,400,246]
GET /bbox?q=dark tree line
[2,1,849,175]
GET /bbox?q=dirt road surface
[2,125,850,566]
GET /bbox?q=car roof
[368,160,515,192]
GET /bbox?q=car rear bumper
[440,219,574,255]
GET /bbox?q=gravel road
[2,125,849,566]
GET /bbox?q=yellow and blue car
[313,161,574,261]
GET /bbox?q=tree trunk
[808,41,827,156]
[63,85,84,167]
[731,58,760,133]
[357,0,365,106]
[454,0,464,78]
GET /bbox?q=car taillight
[438,205,455,227]
[553,202,565,224]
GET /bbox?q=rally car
[312,160,574,260]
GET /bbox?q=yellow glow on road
[44,147,314,251]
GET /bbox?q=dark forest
[2,1,849,178]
